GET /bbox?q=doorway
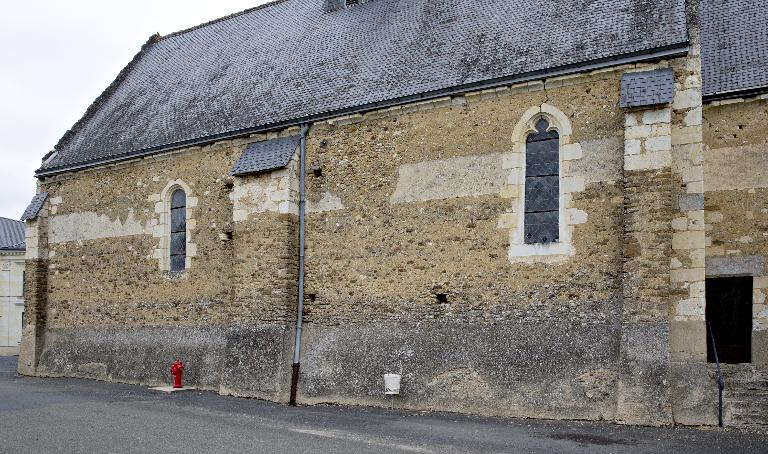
[706,276,753,363]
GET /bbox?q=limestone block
[567,208,588,225]
[560,176,585,193]
[505,168,523,186]
[673,89,701,110]
[642,108,672,125]
[307,192,344,213]
[678,194,704,211]
[689,280,705,298]
[670,320,706,361]
[684,107,702,127]
[624,150,671,171]
[624,139,641,155]
[672,231,705,250]
[391,153,506,204]
[496,212,516,229]
[683,74,702,89]
[278,201,298,215]
[268,189,290,203]
[499,185,519,199]
[672,217,688,231]
[755,289,766,305]
[561,143,583,161]
[755,277,768,289]
[625,125,651,140]
[675,298,705,318]
[686,181,704,194]
[671,268,705,283]
[689,249,705,269]
[706,255,765,277]
[625,113,638,127]
[502,153,522,170]
[649,123,671,137]
[681,166,704,184]
[645,136,672,152]
[685,210,705,230]
[671,126,702,146]
[233,209,248,223]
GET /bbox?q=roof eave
[36,42,689,179]
[703,85,768,103]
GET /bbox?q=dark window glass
[170,189,186,272]
[524,119,559,245]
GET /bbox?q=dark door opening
[706,276,753,364]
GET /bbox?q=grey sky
[0,0,270,219]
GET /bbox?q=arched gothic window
[170,189,187,272]
[524,118,560,244]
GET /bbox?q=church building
[19,0,768,428]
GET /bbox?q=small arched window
[170,189,187,272]
[524,118,560,244]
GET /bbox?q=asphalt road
[0,356,765,453]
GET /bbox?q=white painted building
[0,217,25,355]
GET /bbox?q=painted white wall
[0,252,25,354]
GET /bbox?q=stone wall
[22,135,298,398]
[18,50,752,426]
[296,64,653,421]
[703,96,768,364]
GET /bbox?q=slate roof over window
[20,192,49,222]
[0,217,25,251]
[39,0,688,176]
[230,136,301,177]
[702,0,768,98]
[620,68,675,108]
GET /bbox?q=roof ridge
[159,0,290,41]
[52,33,162,156]
[0,216,23,223]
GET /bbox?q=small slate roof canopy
[702,0,768,98]
[230,136,301,176]
[38,0,689,176]
[0,217,25,251]
[20,192,49,222]
[620,68,675,108]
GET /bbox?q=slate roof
[620,68,675,108]
[39,0,689,176]
[20,192,49,222]
[702,0,768,98]
[230,136,301,176]
[0,217,25,251]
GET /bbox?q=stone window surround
[152,180,198,272]
[501,103,586,263]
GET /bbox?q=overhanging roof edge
[36,43,689,179]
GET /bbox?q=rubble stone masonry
[18,47,763,426]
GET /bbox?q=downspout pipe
[290,123,309,406]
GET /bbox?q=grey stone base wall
[31,321,718,426]
[35,325,294,401]
[297,321,621,421]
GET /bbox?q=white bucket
[384,373,401,395]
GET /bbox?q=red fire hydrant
[171,360,184,389]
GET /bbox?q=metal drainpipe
[290,123,309,406]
